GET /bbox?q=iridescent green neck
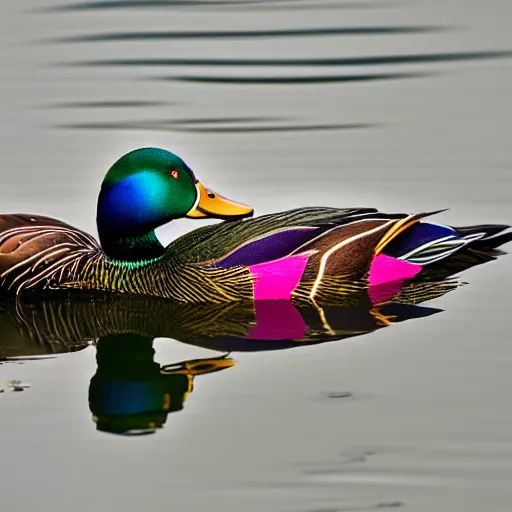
[101,231,165,265]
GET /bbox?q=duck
[0,147,510,304]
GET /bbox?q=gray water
[1,0,512,510]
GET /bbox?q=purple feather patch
[214,227,318,268]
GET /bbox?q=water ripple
[41,0,394,12]
[43,100,170,109]
[53,119,376,133]
[69,50,512,69]
[46,26,441,44]
[166,72,431,85]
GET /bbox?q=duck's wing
[167,207,407,265]
[171,206,511,271]
[0,214,101,295]
[167,206,512,305]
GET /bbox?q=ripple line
[69,50,512,68]
[165,72,430,84]
[41,0,394,12]
[53,120,377,133]
[46,26,441,44]
[43,100,169,109]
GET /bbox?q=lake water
[1,0,512,511]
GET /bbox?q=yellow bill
[186,182,253,220]
[160,357,237,376]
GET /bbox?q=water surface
[0,0,512,511]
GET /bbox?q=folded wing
[0,214,100,294]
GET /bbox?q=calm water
[1,0,512,511]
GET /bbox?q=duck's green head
[97,148,253,262]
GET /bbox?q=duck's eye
[170,169,179,179]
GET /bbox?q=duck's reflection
[0,247,501,435]
[90,333,234,435]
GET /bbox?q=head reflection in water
[0,246,504,436]
[89,334,234,436]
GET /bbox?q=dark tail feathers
[454,224,512,249]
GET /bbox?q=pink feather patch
[247,301,308,340]
[368,280,406,305]
[368,254,421,304]
[249,253,311,301]
[369,253,421,286]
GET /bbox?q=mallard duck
[0,147,510,304]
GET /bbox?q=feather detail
[381,218,508,266]
[0,214,253,302]
[289,219,397,301]
[168,207,403,265]
[374,210,447,255]
[249,252,312,301]
[454,225,512,249]
[368,254,421,286]
[212,226,319,268]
